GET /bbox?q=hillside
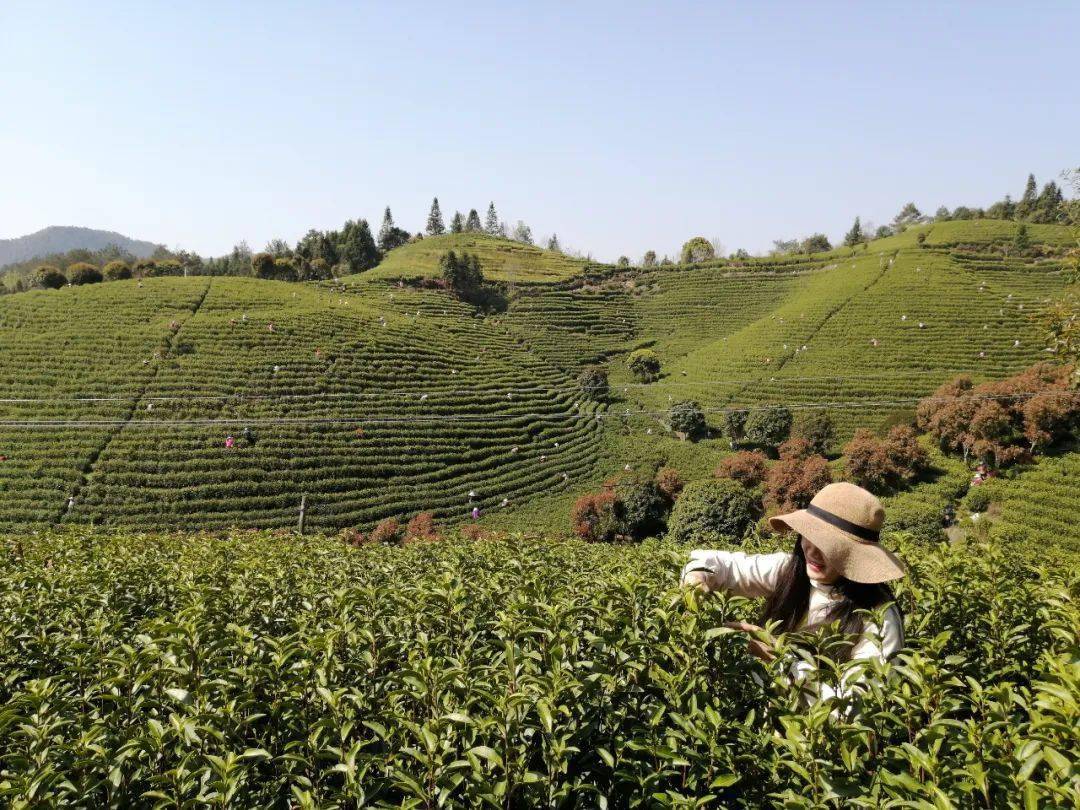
[0,225,161,267]
[358,232,589,283]
[0,219,1075,541]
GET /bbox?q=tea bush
[0,529,1076,807]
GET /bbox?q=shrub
[341,528,370,547]
[252,252,275,278]
[722,410,748,446]
[404,511,438,541]
[67,262,103,285]
[792,409,835,456]
[577,366,609,401]
[765,441,832,513]
[102,260,132,281]
[743,407,793,455]
[668,400,706,439]
[571,491,620,542]
[132,258,157,276]
[883,501,944,543]
[844,427,927,494]
[964,487,992,514]
[613,476,667,539]
[654,467,684,503]
[370,517,402,544]
[715,450,769,488]
[667,479,757,545]
[33,265,66,289]
[626,348,661,383]
[145,259,184,277]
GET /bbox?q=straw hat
[768,482,907,584]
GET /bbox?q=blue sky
[1,1,1076,261]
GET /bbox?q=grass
[356,232,590,283]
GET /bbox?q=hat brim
[769,509,907,584]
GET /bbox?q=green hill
[0,220,1074,540]
[358,232,590,283]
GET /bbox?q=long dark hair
[761,536,899,657]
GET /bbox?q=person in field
[682,482,905,709]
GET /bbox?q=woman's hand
[722,621,776,662]
[682,570,713,591]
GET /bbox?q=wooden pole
[298,493,307,535]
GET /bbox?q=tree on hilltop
[485,202,500,235]
[377,207,410,253]
[680,236,715,263]
[800,233,832,253]
[642,250,657,267]
[338,219,379,272]
[450,211,465,233]
[465,209,482,232]
[512,221,533,244]
[843,216,865,247]
[891,202,924,232]
[1032,181,1065,223]
[426,198,445,235]
[1015,173,1038,220]
[547,233,560,252]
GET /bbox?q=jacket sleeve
[680,550,790,598]
[789,603,904,707]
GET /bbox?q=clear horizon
[1,1,1076,261]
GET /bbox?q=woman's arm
[680,550,789,598]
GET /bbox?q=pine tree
[338,219,379,272]
[426,198,445,236]
[378,207,395,245]
[547,234,560,252]
[1016,174,1038,220]
[843,216,864,246]
[1032,182,1064,223]
[465,209,481,232]
[1014,223,1031,251]
[485,202,499,235]
[450,211,464,233]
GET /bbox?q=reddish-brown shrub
[917,363,1077,467]
[459,523,488,541]
[764,445,832,513]
[341,528,370,547]
[654,467,684,502]
[404,511,439,541]
[845,426,929,493]
[715,450,769,488]
[570,491,621,542]
[370,518,402,544]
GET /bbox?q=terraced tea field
[0,220,1074,536]
[0,278,602,530]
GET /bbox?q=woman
[682,482,906,707]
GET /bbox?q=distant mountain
[0,226,162,268]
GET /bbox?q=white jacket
[682,549,903,706]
